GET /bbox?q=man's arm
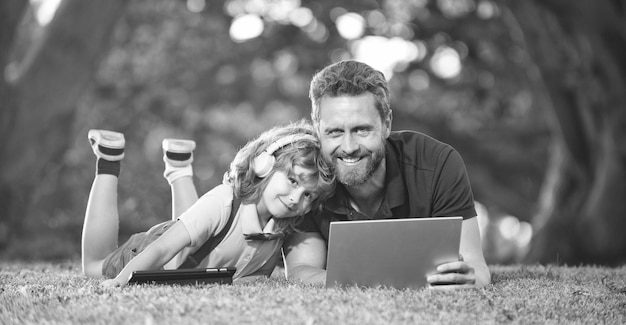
[427,217,491,289]
[283,231,327,285]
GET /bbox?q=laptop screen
[325,217,462,290]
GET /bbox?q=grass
[1,261,625,324]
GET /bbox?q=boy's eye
[303,192,317,201]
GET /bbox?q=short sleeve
[431,148,476,219]
[178,184,234,247]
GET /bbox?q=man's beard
[331,147,385,187]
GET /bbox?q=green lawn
[1,261,625,324]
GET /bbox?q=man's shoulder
[388,130,450,147]
[387,131,455,165]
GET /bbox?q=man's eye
[355,128,369,135]
[327,130,342,137]
[289,178,298,186]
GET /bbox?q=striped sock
[97,159,121,177]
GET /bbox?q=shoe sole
[162,138,196,153]
[88,129,125,161]
[88,129,125,148]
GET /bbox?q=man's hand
[426,255,479,290]
[426,217,491,290]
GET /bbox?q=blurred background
[1,0,624,266]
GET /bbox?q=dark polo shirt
[299,130,477,242]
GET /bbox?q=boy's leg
[81,130,125,278]
[162,138,198,269]
[162,138,199,219]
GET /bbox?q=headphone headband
[252,133,317,178]
[264,134,317,156]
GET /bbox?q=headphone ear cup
[252,133,316,178]
[252,151,274,178]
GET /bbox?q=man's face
[317,93,390,186]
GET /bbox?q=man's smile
[337,156,365,166]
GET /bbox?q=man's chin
[333,158,366,185]
[335,168,369,186]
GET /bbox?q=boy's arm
[283,231,327,286]
[102,221,192,287]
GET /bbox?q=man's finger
[427,273,475,285]
[437,261,473,274]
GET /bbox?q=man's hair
[309,60,391,127]
[223,119,335,234]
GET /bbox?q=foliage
[1,262,626,324]
[0,0,551,263]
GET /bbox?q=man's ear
[383,110,393,138]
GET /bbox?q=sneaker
[88,129,125,161]
[162,138,196,167]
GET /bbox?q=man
[284,60,491,289]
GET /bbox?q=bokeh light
[336,12,365,40]
[351,36,420,79]
[186,0,206,13]
[430,46,462,79]
[31,0,62,26]
[477,0,500,19]
[288,6,313,28]
[498,215,533,248]
[229,14,264,42]
[437,0,476,18]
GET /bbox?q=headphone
[252,134,317,178]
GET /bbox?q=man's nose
[340,133,359,154]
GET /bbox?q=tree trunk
[506,0,626,264]
[0,0,129,250]
[0,0,29,247]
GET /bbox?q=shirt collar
[324,141,406,215]
[239,203,277,235]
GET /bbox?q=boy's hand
[101,278,125,288]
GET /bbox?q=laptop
[325,217,462,290]
[127,267,236,285]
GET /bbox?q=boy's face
[258,166,319,219]
[317,93,390,187]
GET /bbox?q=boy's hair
[309,60,391,129]
[224,120,335,234]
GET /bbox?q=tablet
[128,267,236,285]
[325,217,462,290]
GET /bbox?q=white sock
[163,164,193,185]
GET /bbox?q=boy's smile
[257,166,319,220]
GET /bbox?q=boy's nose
[288,188,305,205]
